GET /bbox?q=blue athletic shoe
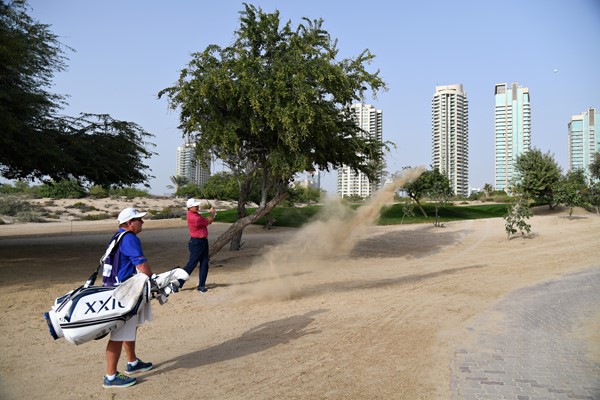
[124,358,153,374]
[103,372,136,388]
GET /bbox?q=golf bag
[44,266,188,345]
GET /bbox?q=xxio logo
[84,297,126,314]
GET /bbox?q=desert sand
[0,196,598,399]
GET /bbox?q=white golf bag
[44,267,188,345]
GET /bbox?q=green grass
[210,203,508,228]
[378,203,508,225]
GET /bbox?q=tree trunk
[229,171,252,251]
[263,212,276,230]
[410,196,428,218]
[209,190,289,258]
[229,230,244,250]
[229,196,248,251]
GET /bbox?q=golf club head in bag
[150,267,189,305]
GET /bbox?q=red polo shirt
[187,210,210,239]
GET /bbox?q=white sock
[106,374,116,381]
[127,359,139,367]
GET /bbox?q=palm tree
[483,183,494,198]
[167,175,189,195]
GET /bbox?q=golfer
[182,198,216,293]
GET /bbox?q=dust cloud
[231,167,425,303]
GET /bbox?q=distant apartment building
[175,142,211,186]
[568,107,598,182]
[431,84,469,197]
[293,171,320,190]
[336,103,383,198]
[494,82,531,192]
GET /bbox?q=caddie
[102,207,154,388]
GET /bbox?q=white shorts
[110,315,139,341]
[109,301,152,342]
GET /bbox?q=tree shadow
[143,309,325,377]
[351,226,466,259]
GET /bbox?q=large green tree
[513,148,561,208]
[159,4,387,256]
[0,0,155,187]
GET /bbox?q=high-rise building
[568,107,598,182]
[431,84,469,196]
[175,142,211,187]
[494,82,531,192]
[336,103,383,198]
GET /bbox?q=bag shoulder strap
[87,231,133,287]
[100,230,131,263]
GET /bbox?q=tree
[199,172,240,201]
[589,151,600,181]
[482,183,494,198]
[555,169,587,220]
[513,148,561,208]
[427,170,452,227]
[159,4,387,257]
[400,168,451,218]
[167,175,189,195]
[0,1,155,187]
[587,182,600,215]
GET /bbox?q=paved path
[451,267,600,400]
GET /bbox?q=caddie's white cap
[117,207,147,224]
[186,198,201,208]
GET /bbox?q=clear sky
[25,0,600,195]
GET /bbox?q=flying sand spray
[231,166,426,302]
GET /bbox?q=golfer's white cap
[186,198,201,208]
[118,207,147,224]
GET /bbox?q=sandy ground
[0,199,598,399]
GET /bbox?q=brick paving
[451,267,600,400]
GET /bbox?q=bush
[15,210,45,222]
[80,213,112,221]
[148,207,186,220]
[88,185,110,198]
[39,179,86,199]
[108,187,151,199]
[0,196,33,216]
[503,197,532,239]
[68,202,98,212]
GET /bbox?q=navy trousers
[183,237,209,289]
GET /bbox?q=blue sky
[25,0,600,195]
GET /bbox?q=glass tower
[176,142,211,187]
[431,84,469,196]
[494,82,531,192]
[336,103,383,198]
[568,108,598,182]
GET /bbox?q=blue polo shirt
[115,228,148,283]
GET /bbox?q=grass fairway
[214,203,508,228]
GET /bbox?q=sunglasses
[130,218,143,222]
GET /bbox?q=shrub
[68,202,98,212]
[108,187,151,199]
[0,196,33,216]
[39,179,86,199]
[80,213,112,221]
[88,185,110,198]
[148,207,186,220]
[15,210,45,222]
[503,196,532,239]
